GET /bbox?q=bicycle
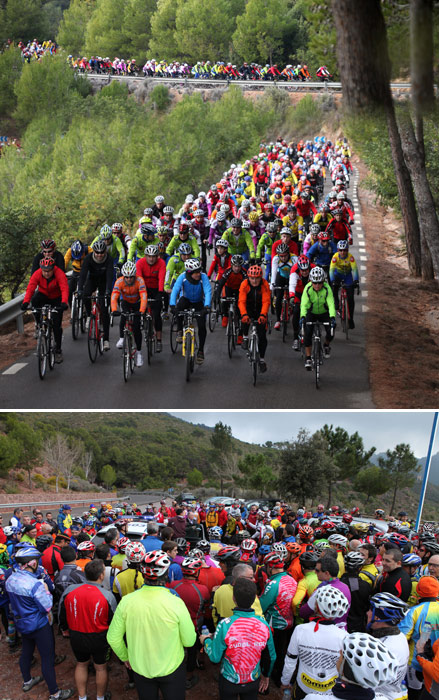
[119,311,142,382]
[304,320,332,389]
[208,281,220,332]
[171,308,203,382]
[246,320,261,386]
[338,281,360,340]
[272,286,290,342]
[86,294,106,363]
[71,289,86,340]
[143,304,156,365]
[223,296,239,358]
[31,305,59,380]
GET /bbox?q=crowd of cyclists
[2,497,439,700]
[20,135,358,373]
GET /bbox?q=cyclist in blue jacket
[169,259,212,365]
[306,232,335,276]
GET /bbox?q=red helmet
[241,539,257,552]
[297,254,310,271]
[77,540,96,552]
[299,525,314,541]
[41,238,56,252]
[117,536,130,552]
[263,551,284,569]
[247,265,263,278]
[181,557,203,576]
[40,257,55,270]
[319,232,330,241]
[125,541,146,563]
[140,550,171,579]
[343,514,353,524]
[322,520,336,531]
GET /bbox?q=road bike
[31,305,59,380]
[246,320,260,386]
[272,286,290,342]
[208,281,220,332]
[143,301,158,365]
[338,281,360,340]
[71,289,86,340]
[120,311,142,382]
[87,294,106,363]
[170,308,203,382]
[304,319,332,389]
[223,296,239,358]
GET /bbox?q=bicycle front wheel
[251,336,258,386]
[313,338,321,389]
[227,310,235,358]
[185,333,192,382]
[88,314,98,363]
[170,315,178,353]
[71,297,79,340]
[80,300,87,334]
[341,293,349,340]
[123,333,132,382]
[37,331,47,380]
[282,301,289,343]
[98,319,104,355]
[208,308,217,332]
[48,328,56,370]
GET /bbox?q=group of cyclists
[2,497,439,700]
[15,38,58,61]
[20,135,358,373]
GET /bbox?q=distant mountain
[371,451,439,485]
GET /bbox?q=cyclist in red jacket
[136,245,166,352]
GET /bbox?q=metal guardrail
[0,495,120,512]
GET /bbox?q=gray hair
[232,563,253,583]
[147,521,159,534]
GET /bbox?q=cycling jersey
[307,241,336,267]
[300,281,336,317]
[5,568,53,634]
[329,252,359,282]
[204,609,275,684]
[59,581,116,633]
[31,250,66,274]
[23,267,69,304]
[217,267,247,294]
[166,234,200,258]
[169,271,212,307]
[399,598,439,672]
[271,254,297,288]
[128,232,160,261]
[135,257,166,290]
[223,228,255,257]
[256,233,279,258]
[259,571,297,629]
[165,254,186,291]
[78,252,114,294]
[92,233,125,264]
[281,619,347,693]
[208,253,231,280]
[292,570,319,612]
[111,276,147,311]
[64,245,92,273]
[375,630,409,700]
[212,584,264,626]
[238,278,270,320]
[169,579,210,629]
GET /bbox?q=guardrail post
[16,311,24,334]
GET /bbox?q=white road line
[2,363,27,375]
[360,265,367,271]
[361,304,369,312]
[362,290,368,298]
[360,255,367,261]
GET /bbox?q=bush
[15,471,24,482]
[46,475,68,489]
[33,473,46,486]
[148,85,172,112]
[5,484,19,494]
[286,95,325,139]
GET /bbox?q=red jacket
[41,544,64,580]
[217,508,228,529]
[272,239,298,258]
[208,253,231,280]
[136,257,166,291]
[24,267,69,304]
[294,199,317,219]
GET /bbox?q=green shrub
[33,473,46,486]
[5,484,19,494]
[148,85,171,112]
[15,471,24,482]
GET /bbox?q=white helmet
[121,261,137,277]
[328,534,348,548]
[272,542,288,560]
[342,633,399,689]
[315,586,349,619]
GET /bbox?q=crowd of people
[20,135,357,373]
[1,498,439,700]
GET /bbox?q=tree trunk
[326,481,333,510]
[410,0,435,114]
[398,112,439,279]
[220,476,224,496]
[390,485,397,516]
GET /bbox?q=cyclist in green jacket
[92,224,125,265]
[300,266,336,369]
[223,219,255,265]
[166,222,200,258]
[164,243,193,293]
[128,224,159,261]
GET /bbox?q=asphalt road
[0,170,374,409]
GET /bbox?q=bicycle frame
[31,305,58,380]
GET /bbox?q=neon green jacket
[91,234,124,264]
[107,584,196,678]
[166,234,200,258]
[165,254,186,291]
[300,281,336,317]
[128,232,160,261]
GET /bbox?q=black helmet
[35,535,54,553]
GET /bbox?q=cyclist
[111,222,131,259]
[31,238,66,274]
[256,221,280,280]
[306,231,336,276]
[164,242,193,294]
[238,264,270,373]
[191,209,210,271]
[21,258,69,364]
[128,223,158,262]
[329,240,359,330]
[136,244,166,352]
[169,258,212,365]
[294,191,317,243]
[111,260,148,367]
[302,222,321,256]
[300,266,336,369]
[78,238,114,351]
[166,221,200,258]
[325,208,353,245]
[64,239,92,307]
[271,243,296,331]
[215,254,247,344]
[223,218,255,266]
[289,254,314,350]
[92,224,125,270]
[272,226,299,258]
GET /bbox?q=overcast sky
[169,411,438,458]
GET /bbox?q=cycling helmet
[143,207,153,217]
[3,526,14,537]
[299,551,319,566]
[196,540,211,554]
[117,536,130,552]
[71,240,84,259]
[241,538,257,552]
[336,523,350,535]
[181,557,203,575]
[231,218,242,228]
[231,254,244,266]
[208,526,223,539]
[125,541,146,563]
[155,195,165,204]
[301,192,310,200]
[163,206,174,214]
[157,226,168,236]
[144,244,159,256]
[263,551,284,569]
[247,265,263,278]
[77,540,96,552]
[112,223,123,234]
[179,222,191,233]
[299,525,314,541]
[387,533,409,550]
[285,542,302,556]
[277,243,289,255]
[14,546,42,564]
[328,534,348,549]
[342,633,398,689]
[337,240,349,251]
[249,212,259,223]
[344,551,365,571]
[141,223,156,238]
[216,211,226,222]
[272,542,288,560]
[40,257,55,270]
[280,227,292,237]
[423,540,439,555]
[237,530,251,541]
[337,191,346,200]
[314,540,331,553]
[141,550,171,579]
[121,261,137,277]
[41,238,56,252]
[100,224,112,240]
[309,266,325,283]
[368,592,409,627]
[35,535,53,553]
[194,209,204,217]
[310,223,321,235]
[216,546,241,562]
[188,548,205,560]
[184,259,202,272]
[318,231,331,241]
[333,208,342,216]
[176,538,189,555]
[342,513,353,524]
[315,586,349,619]
[178,242,192,255]
[216,239,229,249]
[266,222,277,233]
[402,553,422,566]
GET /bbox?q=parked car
[175,492,197,504]
[92,520,151,545]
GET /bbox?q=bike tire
[185,333,192,382]
[123,333,130,382]
[313,338,321,389]
[208,308,217,332]
[251,336,258,386]
[71,297,79,340]
[170,316,178,354]
[37,331,47,380]
[48,328,56,370]
[145,318,152,365]
[80,301,87,334]
[282,301,288,343]
[98,319,104,355]
[342,294,349,340]
[227,310,234,358]
[88,314,98,363]
[129,333,135,373]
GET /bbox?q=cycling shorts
[70,630,111,664]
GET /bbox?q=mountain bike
[143,302,157,365]
[208,281,220,332]
[87,294,106,363]
[31,305,59,380]
[71,289,86,340]
[224,296,239,358]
